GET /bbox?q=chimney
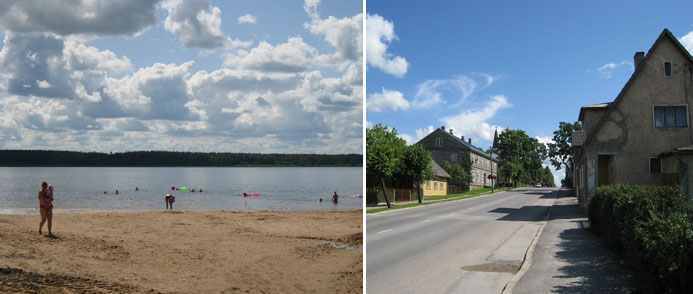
[449,129,454,135]
[461,135,465,141]
[468,138,472,144]
[441,126,445,131]
[634,51,644,71]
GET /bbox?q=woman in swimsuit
[38,181,53,236]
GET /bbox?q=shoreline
[0,207,363,215]
[0,210,362,293]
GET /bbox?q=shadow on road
[488,206,550,222]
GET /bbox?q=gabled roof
[578,102,612,121]
[578,28,693,163]
[416,127,498,162]
[430,159,451,178]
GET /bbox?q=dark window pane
[676,107,687,127]
[665,107,675,126]
[665,62,672,76]
[650,158,661,174]
[654,107,665,127]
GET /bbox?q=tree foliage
[441,158,470,191]
[401,144,433,203]
[496,129,547,187]
[0,150,362,167]
[547,121,582,188]
[366,124,406,207]
[541,166,555,187]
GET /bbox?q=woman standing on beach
[38,181,53,236]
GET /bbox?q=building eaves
[578,102,612,121]
[415,128,498,162]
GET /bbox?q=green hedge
[588,185,693,293]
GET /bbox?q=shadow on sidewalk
[549,197,636,294]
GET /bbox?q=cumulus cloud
[0,0,159,36]
[224,37,317,73]
[0,0,363,154]
[681,31,693,54]
[399,125,435,145]
[413,74,495,109]
[237,14,257,24]
[366,14,408,77]
[595,61,632,79]
[535,135,554,146]
[442,95,511,141]
[162,0,249,49]
[367,88,409,112]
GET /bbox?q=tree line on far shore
[0,150,362,167]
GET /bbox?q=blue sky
[366,0,693,185]
[0,0,362,154]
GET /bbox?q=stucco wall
[578,34,693,203]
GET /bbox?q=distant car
[535,183,542,188]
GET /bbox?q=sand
[0,210,362,293]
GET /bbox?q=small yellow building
[423,159,451,197]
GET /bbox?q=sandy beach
[0,210,362,293]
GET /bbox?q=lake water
[0,167,363,213]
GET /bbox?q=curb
[501,188,562,294]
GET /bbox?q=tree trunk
[381,177,391,208]
[417,182,423,204]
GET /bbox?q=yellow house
[423,159,451,197]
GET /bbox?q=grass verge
[366,187,510,214]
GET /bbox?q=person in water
[38,181,53,236]
[165,193,175,210]
[332,191,338,204]
[243,192,248,197]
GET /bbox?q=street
[366,188,557,294]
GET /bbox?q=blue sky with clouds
[366,0,693,185]
[0,0,362,154]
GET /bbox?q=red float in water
[242,193,261,197]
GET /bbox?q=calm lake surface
[0,167,362,213]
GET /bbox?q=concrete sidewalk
[512,191,635,293]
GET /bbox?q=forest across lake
[0,150,362,167]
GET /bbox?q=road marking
[421,219,431,223]
[378,229,392,234]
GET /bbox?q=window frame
[435,137,443,147]
[653,104,689,128]
[664,61,672,77]
[649,157,661,174]
[451,153,458,162]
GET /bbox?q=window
[649,157,661,174]
[440,182,444,190]
[426,180,430,189]
[435,138,443,146]
[664,61,672,77]
[451,153,457,162]
[434,181,438,190]
[654,106,687,127]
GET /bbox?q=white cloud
[0,0,159,37]
[367,88,409,112]
[442,95,511,141]
[307,14,362,64]
[237,14,257,24]
[413,74,495,109]
[399,125,435,146]
[303,0,321,20]
[535,135,554,146]
[366,14,408,77]
[162,0,249,49]
[224,37,316,73]
[595,61,631,79]
[681,31,693,55]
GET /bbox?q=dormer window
[435,137,442,146]
[664,61,672,77]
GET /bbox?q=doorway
[597,154,612,186]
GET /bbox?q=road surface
[366,188,557,294]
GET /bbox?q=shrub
[588,185,693,293]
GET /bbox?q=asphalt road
[366,188,558,294]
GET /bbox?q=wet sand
[0,210,362,293]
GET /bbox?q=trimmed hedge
[588,185,693,293]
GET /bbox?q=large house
[573,28,693,204]
[416,126,498,190]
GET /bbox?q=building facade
[422,159,451,197]
[417,126,498,190]
[573,28,693,204]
